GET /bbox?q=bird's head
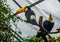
[48,14,53,22]
[25,6,31,10]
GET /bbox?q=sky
[7,0,60,38]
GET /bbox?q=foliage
[56,37,60,42]
[21,36,60,42]
[22,36,44,42]
[0,0,18,42]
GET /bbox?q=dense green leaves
[56,37,60,42]
[22,36,44,42]
[21,36,60,42]
[0,0,18,42]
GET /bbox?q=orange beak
[15,7,26,15]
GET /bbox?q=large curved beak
[14,7,27,16]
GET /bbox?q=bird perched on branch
[43,14,54,32]
[36,14,54,42]
[14,6,39,26]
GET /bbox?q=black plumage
[43,20,54,32]
[25,6,39,26]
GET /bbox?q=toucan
[14,6,39,26]
[36,14,54,42]
[43,14,54,32]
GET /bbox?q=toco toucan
[14,6,39,26]
[36,14,54,42]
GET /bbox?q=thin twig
[13,0,44,8]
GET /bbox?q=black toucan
[25,6,39,26]
[43,14,54,32]
[36,14,54,42]
[14,6,39,26]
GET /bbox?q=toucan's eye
[25,8,28,12]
